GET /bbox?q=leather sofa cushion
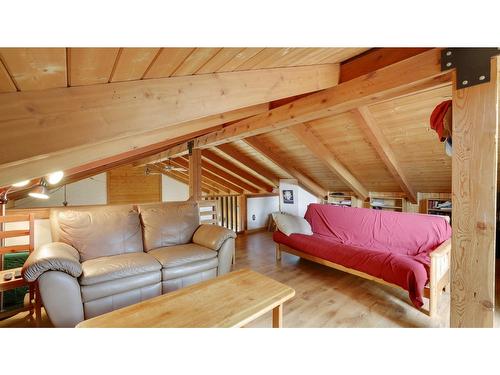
[137,201,200,251]
[162,258,218,281]
[81,271,161,302]
[148,243,217,268]
[80,252,161,286]
[51,205,144,262]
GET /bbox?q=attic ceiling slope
[0,64,339,187]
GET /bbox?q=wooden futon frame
[275,239,451,317]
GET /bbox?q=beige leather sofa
[22,201,236,327]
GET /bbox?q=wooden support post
[450,57,498,328]
[189,149,202,201]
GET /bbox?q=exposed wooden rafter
[172,157,244,194]
[161,49,449,155]
[0,64,339,187]
[201,158,260,194]
[351,107,417,203]
[289,123,369,200]
[0,103,269,188]
[201,149,274,192]
[244,136,327,198]
[215,143,280,186]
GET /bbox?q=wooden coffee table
[76,269,295,328]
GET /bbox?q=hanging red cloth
[430,100,452,141]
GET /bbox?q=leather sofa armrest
[192,224,237,251]
[22,242,82,282]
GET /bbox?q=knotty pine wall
[107,165,161,205]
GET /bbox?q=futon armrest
[430,239,451,258]
[193,224,237,251]
[22,242,82,282]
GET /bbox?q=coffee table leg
[272,304,283,328]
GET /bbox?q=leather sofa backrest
[50,205,144,262]
[137,201,200,251]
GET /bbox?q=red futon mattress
[273,204,451,308]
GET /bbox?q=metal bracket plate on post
[441,48,500,89]
[187,140,194,156]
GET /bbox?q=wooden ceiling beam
[351,106,417,203]
[339,48,432,82]
[0,64,339,187]
[289,123,369,200]
[215,143,280,186]
[0,103,269,188]
[201,149,274,192]
[172,157,243,194]
[177,49,448,151]
[244,136,327,198]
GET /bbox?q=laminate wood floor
[2,230,499,328]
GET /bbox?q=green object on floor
[2,252,29,310]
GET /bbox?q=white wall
[279,179,319,217]
[247,196,280,230]
[14,173,107,208]
[161,175,189,202]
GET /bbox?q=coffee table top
[76,269,295,328]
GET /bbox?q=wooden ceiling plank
[0,58,17,93]
[143,48,194,79]
[171,48,222,77]
[234,48,284,71]
[0,48,67,91]
[110,48,160,82]
[69,48,120,86]
[202,149,273,192]
[186,49,446,150]
[196,48,244,74]
[0,64,338,187]
[216,48,264,72]
[215,143,280,186]
[352,106,417,203]
[244,136,327,198]
[289,123,369,200]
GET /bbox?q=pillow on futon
[274,213,313,236]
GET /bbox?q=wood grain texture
[188,149,202,201]
[244,136,327,198]
[352,106,417,203]
[0,59,17,92]
[0,48,66,91]
[196,48,244,74]
[0,64,337,187]
[215,143,279,186]
[172,48,221,76]
[107,165,161,204]
[289,123,369,199]
[76,269,295,328]
[188,49,447,150]
[110,48,160,82]
[202,149,273,192]
[68,48,120,86]
[216,48,264,72]
[450,58,498,328]
[143,48,194,79]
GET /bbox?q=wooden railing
[201,195,242,232]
